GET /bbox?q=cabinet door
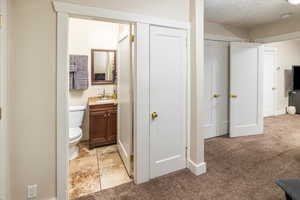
[90,111,107,144]
[107,109,117,142]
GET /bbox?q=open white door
[263,48,277,117]
[230,42,264,138]
[117,26,133,176]
[149,26,187,178]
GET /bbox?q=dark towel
[69,55,88,90]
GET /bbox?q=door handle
[272,87,276,91]
[230,94,238,98]
[213,94,220,98]
[151,112,158,120]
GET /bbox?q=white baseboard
[276,109,286,116]
[188,160,206,176]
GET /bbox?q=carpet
[76,115,300,200]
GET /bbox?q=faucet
[102,89,106,98]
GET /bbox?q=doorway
[263,39,300,116]
[67,17,133,199]
[55,2,191,199]
[203,40,229,139]
[204,40,264,139]
[263,47,278,117]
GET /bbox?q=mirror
[91,49,116,85]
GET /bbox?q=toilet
[69,105,85,160]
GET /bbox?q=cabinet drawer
[89,104,117,112]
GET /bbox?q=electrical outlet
[27,184,37,199]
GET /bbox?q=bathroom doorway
[67,17,134,199]
[55,2,191,200]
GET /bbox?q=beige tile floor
[69,142,132,200]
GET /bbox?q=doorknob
[230,94,238,98]
[151,112,158,120]
[213,94,220,98]
[272,87,276,90]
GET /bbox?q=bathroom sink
[100,96,111,100]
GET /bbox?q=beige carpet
[76,115,300,200]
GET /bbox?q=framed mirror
[91,49,116,85]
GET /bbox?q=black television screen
[293,66,300,90]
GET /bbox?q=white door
[117,27,133,176]
[0,1,7,199]
[204,40,229,139]
[149,26,187,179]
[230,42,264,137]
[263,48,277,117]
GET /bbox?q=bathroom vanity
[88,97,117,149]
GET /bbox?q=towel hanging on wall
[69,55,89,90]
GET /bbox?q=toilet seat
[69,127,82,144]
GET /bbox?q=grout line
[96,148,102,191]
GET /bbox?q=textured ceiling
[205,0,300,28]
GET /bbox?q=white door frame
[263,47,278,117]
[0,0,9,199]
[53,1,190,199]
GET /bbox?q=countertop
[88,97,118,106]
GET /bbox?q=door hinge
[130,155,134,162]
[0,107,2,120]
[130,35,135,43]
[185,147,188,158]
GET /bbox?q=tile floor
[69,142,132,200]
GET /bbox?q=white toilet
[69,105,85,160]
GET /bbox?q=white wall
[265,40,300,113]
[61,0,190,21]
[68,18,119,106]
[204,21,250,41]
[9,0,191,199]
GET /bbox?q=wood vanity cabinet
[89,103,117,149]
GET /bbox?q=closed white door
[204,40,229,139]
[117,27,133,176]
[230,42,264,137]
[149,26,187,179]
[263,48,277,117]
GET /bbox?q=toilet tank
[69,106,86,128]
